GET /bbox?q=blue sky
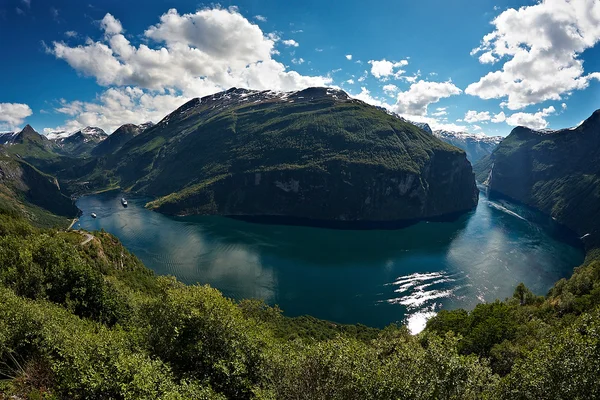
[1,0,599,136]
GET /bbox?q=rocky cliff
[477,109,600,246]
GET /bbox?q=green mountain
[91,123,150,156]
[89,87,477,223]
[475,109,600,246]
[0,125,62,169]
[0,150,78,227]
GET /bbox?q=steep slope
[50,126,107,156]
[0,150,78,227]
[91,123,151,156]
[92,87,478,223]
[0,125,62,169]
[433,130,503,163]
[477,109,600,246]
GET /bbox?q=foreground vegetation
[0,204,600,399]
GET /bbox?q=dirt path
[80,232,94,245]
[67,218,78,230]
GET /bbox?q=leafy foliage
[1,208,600,398]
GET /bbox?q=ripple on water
[386,271,468,334]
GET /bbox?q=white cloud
[431,107,447,117]
[291,57,305,65]
[561,102,567,110]
[47,8,333,133]
[345,54,352,60]
[464,110,491,123]
[491,111,506,123]
[49,8,330,99]
[64,30,78,38]
[467,0,600,109]
[505,105,556,129]
[282,39,299,47]
[392,80,462,116]
[382,84,398,96]
[45,87,189,134]
[357,70,368,82]
[0,103,33,129]
[352,87,389,109]
[254,15,267,22]
[345,79,355,84]
[472,124,483,131]
[368,59,409,80]
[100,13,122,35]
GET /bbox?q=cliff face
[0,153,78,225]
[97,87,478,223]
[478,110,600,245]
[149,155,477,222]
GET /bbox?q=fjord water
[76,190,584,333]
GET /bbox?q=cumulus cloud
[64,30,78,38]
[345,54,352,60]
[491,111,506,123]
[392,80,462,116]
[50,8,330,96]
[254,15,267,22]
[282,39,299,47]
[45,87,189,134]
[47,8,332,133]
[368,59,409,80]
[345,79,355,84]
[382,84,398,96]
[352,87,388,109]
[464,110,491,123]
[291,57,305,65]
[0,103,33,129]
[505,106,556,129]
[467,0,600,109]
[350,85,467,132]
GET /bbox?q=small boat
[91,213,97,218]
[121,198,128,207]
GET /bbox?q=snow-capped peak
[434,129,503,145]
[46,126,107,141]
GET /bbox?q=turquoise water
[76,190,584,333]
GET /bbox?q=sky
[1,0,600,137]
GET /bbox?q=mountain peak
[20,124,37,135]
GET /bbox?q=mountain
[91,123,152,156]
[433,130,503,163]
[0,125,62,168]
[85,87,478,223]
[50,126,108,156]
[0,151,78,227]
[475,109,600,246]
[411,122,433,134]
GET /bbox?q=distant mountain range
[433,130,503,163]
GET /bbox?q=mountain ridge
[80,87,479,223]
[475,108,600,247]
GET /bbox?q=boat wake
[487,201,527,221]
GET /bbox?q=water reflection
[76,189,584,333]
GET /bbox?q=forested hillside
[0,200,599,398]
